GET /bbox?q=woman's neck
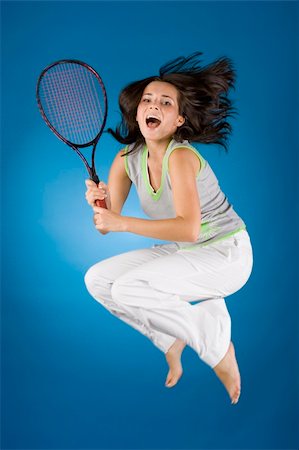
[145,137,173,161]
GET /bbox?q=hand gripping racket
[36,59,108,208]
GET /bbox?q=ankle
[168,339,186,353]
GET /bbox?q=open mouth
[146,117,161,129]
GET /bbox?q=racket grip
[90,175,107,209]
[95,198,107,209]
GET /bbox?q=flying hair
[106,51,238,156]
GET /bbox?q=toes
[165,376,172,386]
[165,369,183,388]
[165,377,176,387]
[231,388,241,404]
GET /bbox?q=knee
[84,264,108,298]
[84,265,97,296]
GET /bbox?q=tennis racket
[36,59,108,208]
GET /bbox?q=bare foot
[213,341,241,404]
[164,339,186,388]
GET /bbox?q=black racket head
[36,59,108,148]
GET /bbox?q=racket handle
[95,198,108,209]
[90,175,108,209]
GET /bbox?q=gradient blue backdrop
[1,1,298,449]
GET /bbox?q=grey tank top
[124,138,246,249]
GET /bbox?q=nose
[149,104,159,111]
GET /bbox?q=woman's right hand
[85,179,111,210]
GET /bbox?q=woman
[84,51,253,405]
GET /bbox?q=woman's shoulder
[168,139,207,173]
[170,138,199,152]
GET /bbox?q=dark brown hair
[106,51,238,156]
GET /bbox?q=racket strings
[39,62,106,145]
[42,70,85,139]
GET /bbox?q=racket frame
[36,59,108,184]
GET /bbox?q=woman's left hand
[93,206,126,234]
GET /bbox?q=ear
[176,115,185,127]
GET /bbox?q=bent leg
[84,244,180,352]
[110,233,253,368]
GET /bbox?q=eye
[162,100,172,106]
[142,98,150,102]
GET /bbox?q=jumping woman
[84,51,253,405]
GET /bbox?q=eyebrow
[143,93,174,100]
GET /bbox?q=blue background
[1,1,298,449]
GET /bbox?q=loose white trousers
[84,229,253,368]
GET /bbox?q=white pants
[84,229,253,368]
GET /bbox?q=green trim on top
[142,140,207,201]
[178,225,247,251]
[123,145,130,179]
[141,140,173,201]
[199,222,211,234]
[167,144,207,178]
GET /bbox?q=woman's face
[136,81,185,141]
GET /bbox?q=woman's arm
[108,148,132,214]
[85,148,132,213]
[122,148,201,242]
